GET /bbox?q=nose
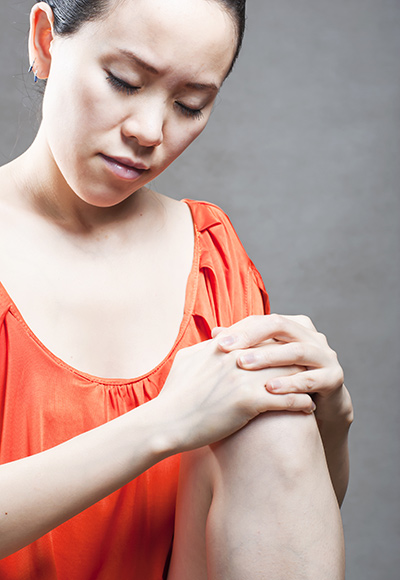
[121,99,164,148]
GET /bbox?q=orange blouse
[0,200,269,580]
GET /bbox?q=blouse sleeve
[247,261,271,317]
[184,199,271,329]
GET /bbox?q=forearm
[0,398,173,559]
[315,385,353,506]
[0,335,320,560]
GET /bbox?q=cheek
[69,89,117,148]
[164,119,209,163]
[76,76,123,135]
[45,69,118,152]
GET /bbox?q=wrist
[143,397,187,458]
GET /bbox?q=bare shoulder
[0,163,22,224]
[0,163,14,203]
[152,190,187,213]
[151,190,194,235]
[0,158,30,213]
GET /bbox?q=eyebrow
[117,49,159,75]
[116,48,220,93]
[185,81,220,94]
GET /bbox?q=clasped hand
[214,313,344,402]
[159,313,346,452]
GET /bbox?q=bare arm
[0,338,315,559]
[313,384,353,506]
[0,399,167,559]
[213,314,354,505]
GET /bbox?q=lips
[100,154,149,181]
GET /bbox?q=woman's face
[40,0,237,207]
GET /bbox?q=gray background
[1,1,399,578]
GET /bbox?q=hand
[157,336,316,452]
[212,314,346,412]
[211,314,353,505]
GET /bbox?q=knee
[210,411,324,486]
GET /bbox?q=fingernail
[218,335,237,348]
[268,380,282,391]
[239,353,256,366]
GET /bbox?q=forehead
[82,0,237,83]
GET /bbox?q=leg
[168,412,345,580]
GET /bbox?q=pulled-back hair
[213,0,246,72]
[37,0,246,74]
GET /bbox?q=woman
[0,0,353,578]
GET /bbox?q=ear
[28,2,56,80]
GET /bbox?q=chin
[72,180,142,209]
[82,193,135,209]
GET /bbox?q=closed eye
[174,102,204,120]
[106,73,139,96]
[106,71,204,120]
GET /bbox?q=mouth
[99,154,149,181]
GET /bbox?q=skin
[0,0,352,574]
[168,413,346,579]
[213,315,353,505]
[28,0,236,213]
[1,0,237,378]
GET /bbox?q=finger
[279,314,317,331]
[216,314,319,352]
[211,326,226,338]
[255,364,306,381]
[237,341,331,370]
[265,368,339,396]
[257,391,317,415]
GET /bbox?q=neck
[7,127,149,235]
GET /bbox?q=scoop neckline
[0,199,201,387]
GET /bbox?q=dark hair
[212,0,246,74]
[37,0,246,75]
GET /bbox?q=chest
[0,210,195,379]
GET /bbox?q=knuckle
[303,375,316,391]
[269,313,282,326]
[299,314,313,328]
[291,314,314,330]
[240,315,264,346]
[335,366,345,386]
[327,347,343,373]
[270,313,288,332]
[329,347,339,362]
[316,331,329,346]
[292,342,306,362]
[286,394,296,409]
